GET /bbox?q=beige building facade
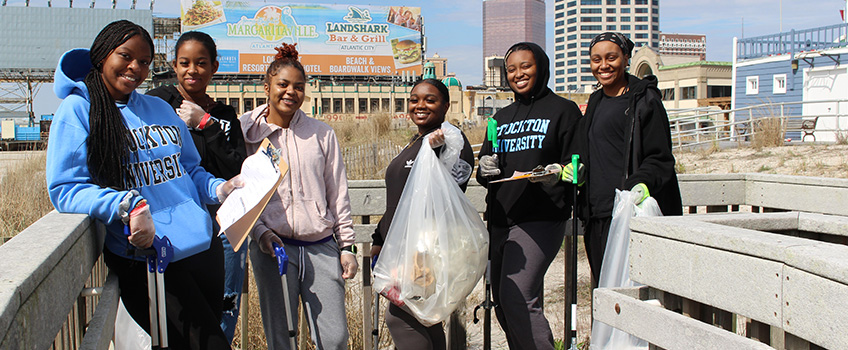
[631,46,731,110]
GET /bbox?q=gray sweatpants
[249,238,349,350]
[490,220,566,350]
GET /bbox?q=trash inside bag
[373,132,488,326]
[590,189,661,350]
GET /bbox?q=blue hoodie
[46,48,225,261]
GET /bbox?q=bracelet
[197,113,211,130]
[129,200,148,217]
[341,245,357,254]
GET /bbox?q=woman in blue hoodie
[46,20,238,349]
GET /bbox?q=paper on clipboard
[489,169,559,183]
[217,139,287,251]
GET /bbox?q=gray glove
[478,154,501,177]
[528,163,562,186]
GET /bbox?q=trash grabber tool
[566,154,580,350]
[273,242,298,350]
[124,226,172,349]
[371,255,380,350]
[473,117,498,350]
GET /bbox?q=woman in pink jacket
[240,43,358,350]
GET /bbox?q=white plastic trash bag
[373,131,488,327]
[590,189,661,350]
[113,297,151,350]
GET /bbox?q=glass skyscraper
[483,0,546,83]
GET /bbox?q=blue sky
[6,0,844,117]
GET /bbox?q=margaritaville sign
[180,1,423,76]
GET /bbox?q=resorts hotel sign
[180,1,424,76]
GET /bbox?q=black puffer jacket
[574,74,682,218]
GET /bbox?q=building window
[581,75,596,81]
[652,8,659,14]
[606,8,616,13]
[621,8,631,13]
[580,0,602,4]
[333,98,342,113]
[568,9,577,15]
[681,86,697,99]
[557,86,566,92]
[581,50,590,55]
[607,16,617,22]
[773,74,787,94]
[567,68,577,73]
[708,86,732,98]
[581,67,592,73]
[229,98,240,114]
[568,59,577,65]
[661,88,675,101]
[581,33,596,39]
[620,25,631,30]
[395,98,405,112]
[556,69,566,75]
[344,98,354,114]
[635,33,648,39]
[635,8,648,13]
[556,4,565,10]
[558,28,567,34]
[556,53,565,59]
[381,98,390,112]
[581,59,590,64]
[746,76,759,95]
[606,0,616,4]
[556,12,565,18]
[568,51,577,57]
[636,16,648,22]
[620,16,631,22]
[359,98,368,113]
[567,1,577,7]
[556,61,566,67]
[556,77,565,84]
[556,36,565,43]
[557,20,565,26]
[635,25,648,30]
[581,41,592,47]
[568,84,578,91]
[567,43,577,49]
[581,25,602,30]
[244,98,254,112]
[568,76,577,82]
[256,97,266,106]
[558,44,566,50]
[322,98,331,114]
[636,0,648,4]
[568,34,577,40]
[581,8,602,13]
[621,0,630,6]
[607,25,617,30]
[581,16,603,22]
[567,18,576,24]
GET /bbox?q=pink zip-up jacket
[240,105,355,249]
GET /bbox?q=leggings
[490,220,565,350]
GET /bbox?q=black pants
[584,217,613,288]
[490,221,565,350]
[385,303,446,350]
[104,237,231,350]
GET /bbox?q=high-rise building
[484,55,508,89]
[553,0,660,93]
[483,0,546,84]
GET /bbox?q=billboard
[180,1,423,76]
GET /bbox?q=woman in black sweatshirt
[476,42,582,349]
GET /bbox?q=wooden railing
[594,173,848,350]
[3,174,847,349]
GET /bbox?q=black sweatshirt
[476,42,582,227]
[146,85,246,180]
[372,127,475,246]
[574,74,682,219]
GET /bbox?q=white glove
[176,100,206,128]
[478,154,501,177]
[216,175,244,203]
[128,203,155,249]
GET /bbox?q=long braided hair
[84,20,153,190]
